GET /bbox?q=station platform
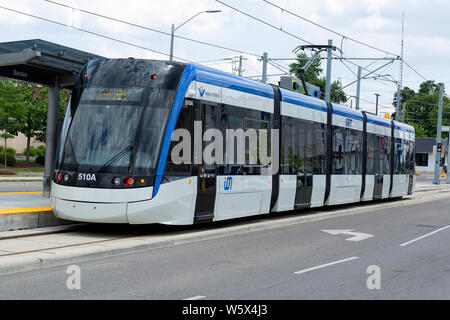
[0,182,70,232]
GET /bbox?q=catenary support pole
[262,52,268,83]
[355,66,362,110]
[447,135,450,184]
[238,55,243,76]
[43,76,60,198]
[375,93,380,116]
[169,24,175,61]
[325,39,332,103]
[433,85,444,185]
[395,83,401,120]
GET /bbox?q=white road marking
[400,225,450,247]
[322,229,374,242]
[184,296,206,300]
[294,257,359,275]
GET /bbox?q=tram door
[294,121,313,209]
[193,102,218,223]
[373,135,383,200]
[408,141,415,195]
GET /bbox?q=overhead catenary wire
[215,0,313,46]
[262,0,400,58]
[44,0,263,59]
[262,0,429,84]
[0,5,193,62]
[216,0,400,90]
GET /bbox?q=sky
[0,0,449,116]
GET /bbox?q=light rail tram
[51,59,415,225]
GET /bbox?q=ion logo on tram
[224,177,233,191]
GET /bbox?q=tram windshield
[56,87,175,176]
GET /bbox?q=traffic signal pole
[433,85,444,185]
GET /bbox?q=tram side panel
[326,105,364,206]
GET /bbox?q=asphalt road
[1,195,450,300]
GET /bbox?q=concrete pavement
[1,193,450,299]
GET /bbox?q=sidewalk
[0,177,43,181]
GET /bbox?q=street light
[169,10,221,61]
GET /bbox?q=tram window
[202,103,218,174]
[332,126,346,175]
[345,129,362,175]
[165,105,192,175]
[297,120,307,174]
[383,137,391,175]
[409,142,416,174]
[394,138,403,174]
[305,121,314,174]
[313,123,326,174]
[374,135,382,175]
[367,133,375,175]
[282,118,298,174]
[405,140,411,174]
[221,104,272,175]
[133,89,175,175]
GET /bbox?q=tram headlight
[63,174,70,182]
[113,177,121,186]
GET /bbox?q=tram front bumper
[53,198,129,224]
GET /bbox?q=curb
[0,210,72,232]
[0,188,449,276]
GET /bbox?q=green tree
[407,122,428,138]
[289,53,347,104]
[0,79,22,164]
[392,81,450,138]
[289,52,323,84]
[13,83,48,162]
[418,80,444,95]
[34,89,70,143]
[393,86,415,107]
[0,79,71,163]
[0,133,14,168]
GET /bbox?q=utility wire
[216,0,313,45]
[44,0,263,59]
[263,0,429,84]
[216,0,397,87]
[0,5,193,62]
[262,0,400,57]
[402,59,428,81]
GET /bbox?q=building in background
[415,138,447,173]
[1,132,44,155]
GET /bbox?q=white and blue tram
[51,59,415,225]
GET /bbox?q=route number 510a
[78,173,97,182]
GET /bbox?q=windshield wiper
[96,144,135,174]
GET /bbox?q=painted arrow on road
[322,229,374,242]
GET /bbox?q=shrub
[36,146,45,158]
[23,146,38,157]
[6,147,16,155]
[36,155,45,166]
[0,153,16,167]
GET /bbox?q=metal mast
[396,12,404,121]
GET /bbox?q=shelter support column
[43,77,59,198]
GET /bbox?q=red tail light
[125,177,135,186]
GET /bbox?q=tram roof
[331,103,364,121]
